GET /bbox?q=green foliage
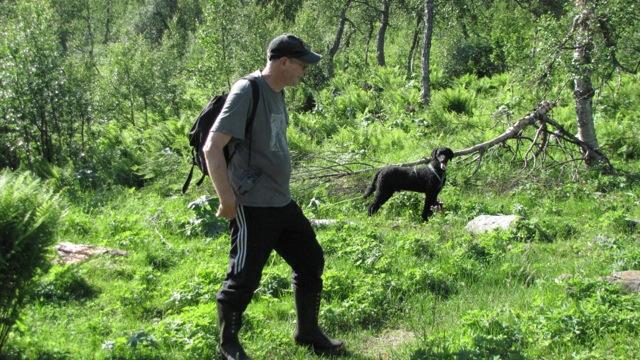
[526,278,640,354]
[134,0,179,45]
[3,1,640,358]
[511,218,553,243]
[462,310,524,358]
[599,113,640,161]
[442,37,507,79]
[0,1,90,167]
[431,87,476,116]
[614,246,640,271]
[0,171,60,351]
[153,303,218,358]
[94,35,184,126]
[255,270,291,299]
[185,196,227,238]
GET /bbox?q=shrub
[511,218,552,243]
[462,310,524,358]
[443,38,506,79]
[432,88,476,116]
[0,171,61,351]
[465,234,507,262]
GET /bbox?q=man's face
[284,57,308,86]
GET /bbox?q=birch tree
[420,0,434,106]
[572,0,602,165]
[376,0,391,66]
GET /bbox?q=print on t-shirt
[270,113,287,153]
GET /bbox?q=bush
[443,38,506,79]
[0,171,61,351]
[462,310,524,358]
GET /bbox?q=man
[203,34,345,360]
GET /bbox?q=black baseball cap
[267,34,322,64]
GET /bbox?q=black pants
[216,201,324,312]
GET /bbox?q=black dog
[364,147,454,221]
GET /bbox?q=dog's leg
[421,193,437,221]
[368,190,393,216]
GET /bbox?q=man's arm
[203,131,236,220]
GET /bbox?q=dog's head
[431,147,455,171]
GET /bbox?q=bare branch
[540,114,614,172]
[454,101,556,157]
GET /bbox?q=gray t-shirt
[211,71,291,207]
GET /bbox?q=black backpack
[182,77,260,194]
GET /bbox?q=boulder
[55,242,128,264]
[605,270,640,293]
[465,214,520,234]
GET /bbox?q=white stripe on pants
[233,205,248,274]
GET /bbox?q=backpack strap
[225,77,260,166]
[182,147,197,194]
[245,77,259,166]
[182,163,195,194]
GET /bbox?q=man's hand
[203,131,237,221]
[216,194,237,220]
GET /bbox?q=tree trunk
[376,0,390,66]
[572,0,603,165]
[327,0,352,78]
[84,6,95,63]
[365,21,374,65]
[421,0,434,106]
[104,4,112,44]
[406,9,422,79]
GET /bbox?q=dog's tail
[363,170,380,198]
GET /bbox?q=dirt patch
[362,329,416,359]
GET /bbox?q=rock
[554,273,573,284]
[55,242,128,264]
[465,214,520,234]
[309,219,354,228]
[605,270,640,293]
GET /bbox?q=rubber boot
[217,302,251,360]
[293,290,346,355]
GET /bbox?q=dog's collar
[427,163,443,185]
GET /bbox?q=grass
[4,70,640,359]
[5,166,639,359]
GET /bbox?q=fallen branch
[292,99,614,184]
[454,100,556,157]
[540,114,614,172]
